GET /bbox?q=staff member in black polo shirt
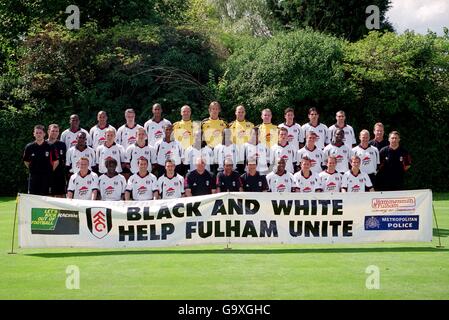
[216,159,242,192]
[240,158,268,192]
[23,125,59,195]
[377,131,411,191]
[185,157,217,196]
[47,124,67,197]
[369,122,389,151]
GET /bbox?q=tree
[216,29,354,122]
[267,0,393,41]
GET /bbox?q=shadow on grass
[23,246,448,258]
[433,228,449,238]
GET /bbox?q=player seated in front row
[67,157,99,200]
[216,158,243,192]
[341,155,374,192]
[125,157,159,200]
[293,156,322,193]
[156,159,185,199]
[266,158,295,193]
[98,158,126,201]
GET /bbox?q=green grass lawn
[1,194,448,300]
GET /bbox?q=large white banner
[18,190,433,248]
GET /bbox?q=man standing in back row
[328,110,356,148]
[201,101,227,150]
[144,103,172,147]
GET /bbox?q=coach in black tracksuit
[376,131,411,191]
[23,125,59,195]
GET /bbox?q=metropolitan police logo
[86,207,112,239]
[365,216,381,230]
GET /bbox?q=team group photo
[1,0,448,304]
[23,102,412,201]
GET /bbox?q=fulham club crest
[86,207,112,239]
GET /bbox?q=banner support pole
[8,194,19,255]
[432,204,444,248]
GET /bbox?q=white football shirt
[126,172,158,200]
[244,143,271,175]
[116,124,143,150]
[328,124,357,148]
[297,146,324,174]
[67,171,99,200]
[293,171,321,192]
[341,170,373,192]
[278,123,304,148]
[266,171,295,193]
[60,128,92,150]
[157,174,185,199]
[351,145,380,175]
[96,143,126,173]
[323,144,351,173]
[99,174,127,201]
[214,144,238,171]
[143,118,171,147]
[66,145,96,173]
[125,143,155,174]
[270,143,297,174]
[154,140,183,166]
[183,146,214,172]
[319,170,343,192]
[89,124,116,150]
[301,122,329,149]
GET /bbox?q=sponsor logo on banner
[371,197,416,212]
[364,215,419,231]
[31,208,79,235]
[86,207,112,239]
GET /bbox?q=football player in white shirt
[96,128,126,174]
[153,124,183,177]
[98,158,127,201]
[60,114,92,149]
[297,131,324,174]
[89,111,116,150]
[323,129,351,174]
[67,157,99,200]
[116,108,143,150]
[278,107,304,149]
[156,159,185,199]
[144,103,172,147]
[302,107,329,149]
[125,127,154,175]
[266,158,295,193]
[214,128,238,172]
[319,156,343,192]
[66,132,96,174]
[244,128,271,176]
[125,158,158,200]
[328,110,357,148]
[183,133,214,173]
[293,157,322,192]
[270,128,297,174]
[352,129,380,187]
[341,156,374,193]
